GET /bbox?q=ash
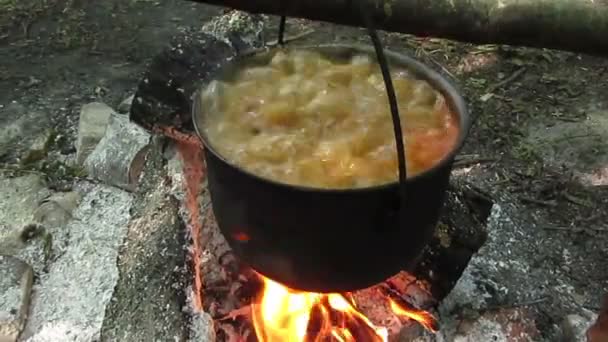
[21,183,132,342]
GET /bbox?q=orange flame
[251,274,437,342]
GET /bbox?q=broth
[201,49,459,189]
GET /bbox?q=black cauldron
[193,44,471,293]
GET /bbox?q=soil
[1,1,606,341]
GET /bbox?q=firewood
[186,0,608,57]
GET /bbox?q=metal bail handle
[277,2,408,228]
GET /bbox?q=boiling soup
[200,49,459,189]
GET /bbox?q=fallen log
[187,0,608,57]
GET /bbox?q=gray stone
[0,175,51,257]
[33,191,82,229]
[100,137,190,342]
[0,256,33,342]
[21,183,133,342]
[83,113,150,192]
[201,10,266,49]
[20,128,54,165]
[562,313,598,342]
[117,94,134,113]
[75,102,113,165]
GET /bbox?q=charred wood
[130,12,267,134]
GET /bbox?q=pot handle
[353,0,409,229]
[277,2,409,230]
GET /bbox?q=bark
[187,0,608,57]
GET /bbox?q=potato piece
[228,81,274,112]
[349,126,389,156]
[296,158,326,185]
[320,65,354,86]
[402,106,442,129]
[392,77,414,104]
[410,80,439,108]
[314,140,351,163]
[298,78,329,106]
[291,50,326,76]
[259,100,297,126]
[352,81,385,115]
[246,134,295,163]
[367,73,385,91]
[327,161,356,188]
[270,50,292,73]
[300,89,351,120]
[350,55,373,80]
[278,74,304,98]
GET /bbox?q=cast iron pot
[193,44,471,293]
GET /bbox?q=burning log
[186,0,608,57]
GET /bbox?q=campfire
[251,273,437,342]
[162,132,446,342]
[128,12,492,341]
[155,121,470,342]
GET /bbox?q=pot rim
[192,43,471,193]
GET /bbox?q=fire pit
[129,11,491,342]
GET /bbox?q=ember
[251,273,437,342]
[166,126,206,311]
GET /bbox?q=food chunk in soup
[201,49,459,189]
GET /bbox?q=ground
[0,0,606,341]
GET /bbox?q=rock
[130,11,267,134]
[20,128,54,165]
[117,94,134,113]
[83,113,150,191]
[201,10,266,49]
[21,183,133,342]
[562,313,598,342]
[100,137,190,341]
[0,256,34,342]
[0,175,51,257]
[450,308,540,342]
[33,191,82,229]
[75,102,113,165]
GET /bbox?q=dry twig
[519,196,558,207]
[266,29,315,47]
[453,154,498,168]
[486,67,526,94]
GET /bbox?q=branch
[187,0,608,57]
